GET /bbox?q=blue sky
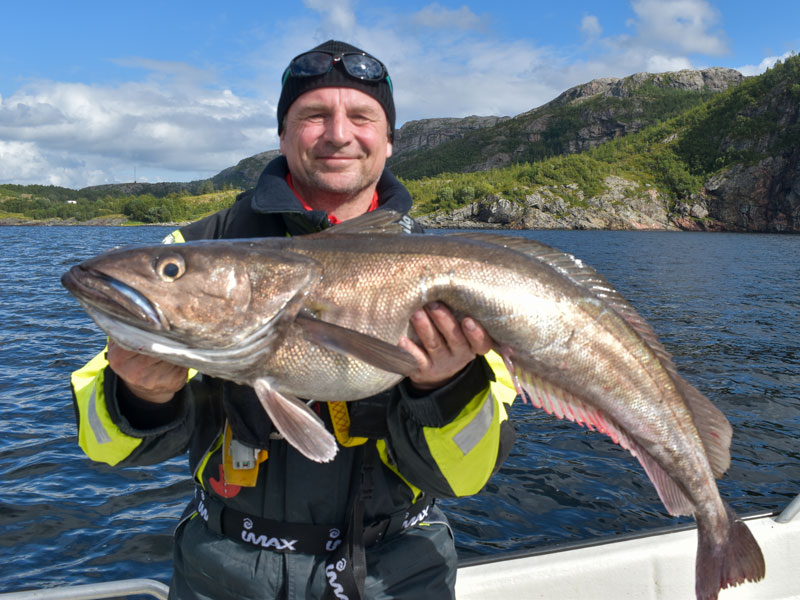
[1,0,797,188]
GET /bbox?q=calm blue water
[1,225,799,592]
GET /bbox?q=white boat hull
[456,511,799,599]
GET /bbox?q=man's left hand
[399,302,493,391]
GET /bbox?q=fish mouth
[61,265,167,331]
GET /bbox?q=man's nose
[323,112,351,146]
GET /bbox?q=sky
[0,0,797,189]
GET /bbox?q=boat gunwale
[457,506,778,568]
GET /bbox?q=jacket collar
[250,155,413,230]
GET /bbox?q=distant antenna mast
[134,166,137,183]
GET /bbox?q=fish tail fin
[253,378,338,463]
[695,501,765,600]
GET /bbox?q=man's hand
[399,302,493,391]
[107,340,188,404]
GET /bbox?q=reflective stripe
[71,347,143,465]
[420,350,518,497]
[194,432,224,488]
[422,386,498,496]
[87,385,111,444]
[453,390,495,455]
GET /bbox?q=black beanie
[277,40,395,138]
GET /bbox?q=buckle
[362,518,391,546]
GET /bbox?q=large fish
[62,211,764,599]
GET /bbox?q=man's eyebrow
[295,102,382,116]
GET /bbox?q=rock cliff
[702,151,800,232]
[391,116,510,157]
[418,176,677,231]
[38,59,793,234]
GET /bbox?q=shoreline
[0,217,188,227]
[1,216,794,234]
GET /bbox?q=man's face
[280,87,392,202]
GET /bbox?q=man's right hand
[107,340,188,404]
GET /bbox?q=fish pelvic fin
[253,378,338,463]
[695,500,765,600]
[511,363,696,516]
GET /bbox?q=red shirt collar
[286,173,379,225]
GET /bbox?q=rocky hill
[388,67,744,178]
[210,150,280,189]
[391,115,510,157]
[412,56,800,233]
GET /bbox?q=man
[70,40,517,599]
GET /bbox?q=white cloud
[111,57,213,84]
[412,3,484,31]
[303,0,357,37]
[737,51,796,76]
[580,15,602,38]
[629,0,728,56]
[644,54,693,73]
[0,74,276,188]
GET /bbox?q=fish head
[62,240,321,375]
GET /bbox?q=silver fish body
[62,212,764,599]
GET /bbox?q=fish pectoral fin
[512,364,695,516]
[295,313,418,376]
[253,378,338,463]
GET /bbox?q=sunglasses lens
[341,54,385,80]
[290,52,333,77]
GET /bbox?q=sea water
[1,225,798,591]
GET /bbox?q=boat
[2,494,798,600]
[455,493,800,599]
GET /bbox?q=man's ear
[386,139,393,159]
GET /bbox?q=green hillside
[0,187,241,224]
[403,55,800,218]
[389,72,737,180]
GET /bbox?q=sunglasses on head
[282,51,393,94]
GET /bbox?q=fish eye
[155,254,186,282]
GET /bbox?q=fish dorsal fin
[318,209,408,236]
[295,312,418,375]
